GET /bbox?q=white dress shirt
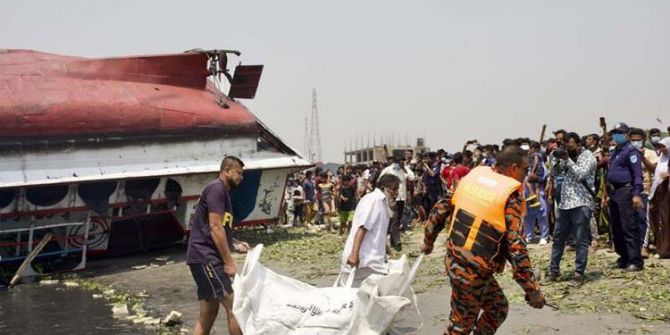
[341,188,391,274]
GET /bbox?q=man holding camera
[546,129,567,207]
[546,132,596,287]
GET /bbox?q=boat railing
[0,211,91,277]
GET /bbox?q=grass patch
[496,245,670,321]
[236,227,346,282]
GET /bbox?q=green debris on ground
[234,224,670,322]
[236,227,346,282]
[496,245,670,322]
[393,224,670,322]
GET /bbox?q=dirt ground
[85,225,670,335]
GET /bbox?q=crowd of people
[283,123,670,267]
[186,122,670,335]
[283,149,461,244]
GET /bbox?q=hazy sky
[2,1,669,162]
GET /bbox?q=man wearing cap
[607,122,645,271]
[649,128,663,153]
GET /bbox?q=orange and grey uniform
[423,197,454,251]
[423,167,540,335]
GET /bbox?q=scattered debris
[112,304,129,318]
[138,316,160,326]
[155,256,169,262]
[163,310,183,326]
[62,281,80,288]
[494,238,670,322]
[92,294,103,299]
[131,265,147,270]
[150,263,160,268]
[39,279,59,286]
[130,302,146,315]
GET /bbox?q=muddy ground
[85,225,670,334]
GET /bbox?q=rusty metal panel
[228,65,263,99]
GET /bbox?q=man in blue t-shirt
[186,156,249,335]
[302,170,316,225]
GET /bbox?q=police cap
[611,122,630,134]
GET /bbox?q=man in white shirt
[379,157,416,251]
[340,174,401,287]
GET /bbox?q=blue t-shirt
[303,179,315,202]
[186,179,235,265]
[422,163,442,187]
[607,142,643,196]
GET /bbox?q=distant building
[343,138,430,165]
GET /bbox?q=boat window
[26,185,69,207]
[78,181,117,217]
[125,178,160,201]
[0,188,16,208]
[124,178,160,214]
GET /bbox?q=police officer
[607,122,644,271]
[421,146,545,335]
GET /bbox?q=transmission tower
[308,87,322,161]
[303,114,310,156]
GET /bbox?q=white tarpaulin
[232,245,423,334]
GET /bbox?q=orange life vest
[447,166,523,272]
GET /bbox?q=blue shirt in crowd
[303,178,315,202]
[607,142,643,196]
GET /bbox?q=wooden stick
[9,233,53,288]
[539,124,547,143]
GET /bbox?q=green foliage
[498,246,670,321]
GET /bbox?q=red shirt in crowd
[448,164,471,190]
[440,165,452,183]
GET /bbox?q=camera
[552,147,567,159]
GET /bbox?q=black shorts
[189,262,233,301]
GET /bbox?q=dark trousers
[293,205,303,225]
[550,206,592,275]
[389,200,404,248]
[425,186,441,212]
[609,187,643,268]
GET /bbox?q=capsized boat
[0,48,311,272]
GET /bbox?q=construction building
[343,137,430,165]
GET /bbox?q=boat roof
[0,49,257,143]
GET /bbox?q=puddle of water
[0,283,148,335]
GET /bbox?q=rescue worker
[421,145,545,335]
[607,122,645,271]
